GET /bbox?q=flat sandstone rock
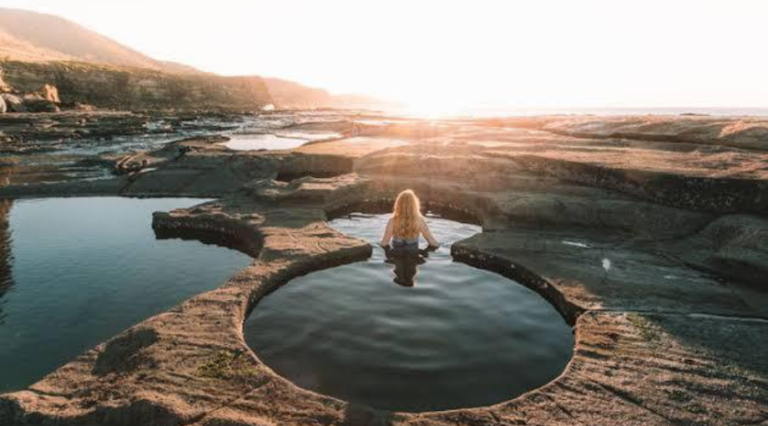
[1,113,766,425]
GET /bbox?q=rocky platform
[0,114,766,425]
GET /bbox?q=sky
[4,0,768,111]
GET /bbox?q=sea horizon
[383,105,768,119]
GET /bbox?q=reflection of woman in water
[384,247,427,287]
[379,190,439,286]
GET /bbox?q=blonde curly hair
[392,189,422,240]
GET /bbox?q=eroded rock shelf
[0,112,766,425]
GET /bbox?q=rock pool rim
[150,195,580,327]
[243,207,578,412]
[145,191,581,327]
[150,194,580,413]
[325,199,580,325]
[152,215,263,258]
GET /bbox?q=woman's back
[391,217,423,249]
[380,190,438,249]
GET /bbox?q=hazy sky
[5,0,768,110]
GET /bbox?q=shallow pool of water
[0,197,251,393]
[275,131,342,141]
[221,130,343,151]
[244,213,573,412]
[222,134,308,151]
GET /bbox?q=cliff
[263,77,393,110]
[264,77,334,108]
[0,60,273,111]
[0,8,379,111]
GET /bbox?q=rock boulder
[0,93,25,112]
[0,69,10,93]
[22,93,59,112]
[38,84,60,103]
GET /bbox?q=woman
[379,189,439,249]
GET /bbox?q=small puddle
[221,131,342,151]
[244,213,573,412]
[275,131,342,141]
[221,134,309,151]
[0,197,251,392]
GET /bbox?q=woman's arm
[420,217,439,248]
[380,218,394,247]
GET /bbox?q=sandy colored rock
[37,84,59,103]
[297,136,410,157]
[500,115,768,151]
[0,93,24,112]
[1,113,767,425]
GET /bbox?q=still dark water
[244,213,573,412]
[0,197,251,393]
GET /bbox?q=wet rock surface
[0,113,766,425]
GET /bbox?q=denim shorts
[391,239,419,251]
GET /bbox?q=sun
[399,94,471,118]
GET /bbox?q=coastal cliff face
[0,7,385,112]
[0,60,273,111]
[0,7,273,112]
[263,77,393,109]
[264,77,333,108]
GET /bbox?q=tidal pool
[221,128,343,151]
[244,213,574,412]
[222,134,309,151]
[0,197,251,393]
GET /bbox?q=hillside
[264,77,395,110]
[0,8,275,110]
[0,7,384,111]
[263,77,334,108]
[0,7,187,73]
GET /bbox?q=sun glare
[401,95,470,118]
[3,0,768,110]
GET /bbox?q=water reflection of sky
[0,197,251,392]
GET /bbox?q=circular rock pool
[244,213,573,412]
